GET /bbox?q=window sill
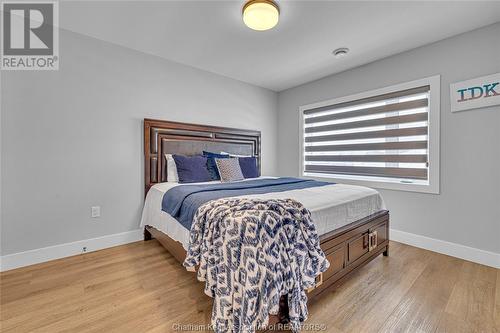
[302,173,440,194]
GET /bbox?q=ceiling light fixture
[332,47,349,58]
[242,0,280,31]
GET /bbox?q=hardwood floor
[1,240,498,333]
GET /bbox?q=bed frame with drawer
[142,118,389,329]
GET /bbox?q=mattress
[140,177,385,250]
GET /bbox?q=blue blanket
[162,177,332,229]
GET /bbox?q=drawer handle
[306,273,323,293]
[315,272,323,288]
[363,234,369,249]
[368,231,378,252]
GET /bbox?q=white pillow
[220,151,251,158]
[164,154,179,182]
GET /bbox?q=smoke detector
[332,47,349,58]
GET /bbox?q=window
[299,76,440,193]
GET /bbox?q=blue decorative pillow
[172,155,211,183]
[238,156,260,178]
[202,151,230,180]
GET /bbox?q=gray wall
[0,30,278,255]
[277,23,500,254]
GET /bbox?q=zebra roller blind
[302,85,430,183]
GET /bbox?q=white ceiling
[59,1,500,91]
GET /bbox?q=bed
[141,118,390,329]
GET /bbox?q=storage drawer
[323,244,345,282]
[347,232,369,264]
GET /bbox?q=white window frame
[299,75,440,194]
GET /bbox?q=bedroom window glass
[300,76,440,194]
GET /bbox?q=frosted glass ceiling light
[243,0,279,31]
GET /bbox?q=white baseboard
[390,228,500,269]
[2,228,498,272]
[0,229,143,272]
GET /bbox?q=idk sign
[450,73,500,112]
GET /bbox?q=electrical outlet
[91,206,100,218]
[82,246,87,253]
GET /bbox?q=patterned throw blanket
[183,198,330,333]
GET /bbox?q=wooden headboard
[144,118,261,194]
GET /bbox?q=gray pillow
[215,158,244,182]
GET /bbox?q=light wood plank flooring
[1,240,498,333]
